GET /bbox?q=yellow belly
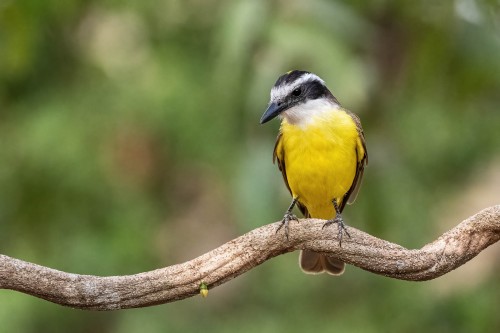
[280,111,359,219]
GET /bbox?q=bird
[260,70,368,275]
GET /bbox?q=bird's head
[260,70,339,125]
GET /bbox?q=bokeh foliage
[1,0,499,332]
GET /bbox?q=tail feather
[297,203,346,276]
[299,250,345,276]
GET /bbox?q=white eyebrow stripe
[293,73,325,87]
[270,73,326,102]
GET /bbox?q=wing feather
[340,110,368,212]
[273,132,309,217]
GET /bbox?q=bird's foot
[276,212,298,240]
[322,214,351,247]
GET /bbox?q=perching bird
[260,70,368,275]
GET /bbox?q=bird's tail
[299,250,345,275]
[297,201,345,275]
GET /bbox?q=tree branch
[1,206,499,310]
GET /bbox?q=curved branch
[1,206,499,310]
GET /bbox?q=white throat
[280,98,339,128]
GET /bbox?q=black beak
[260,102,283,124]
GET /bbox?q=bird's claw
[322,215,351,247]
[276,212,298,240]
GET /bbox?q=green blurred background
[1,0,499,332]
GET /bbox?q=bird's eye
[292,88,302,96]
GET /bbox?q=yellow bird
[260,70,368,275]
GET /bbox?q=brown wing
[339,110,368,212]
[273,132,310,217]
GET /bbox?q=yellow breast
[279,109,359,219]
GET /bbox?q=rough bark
[1,205,499,310]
